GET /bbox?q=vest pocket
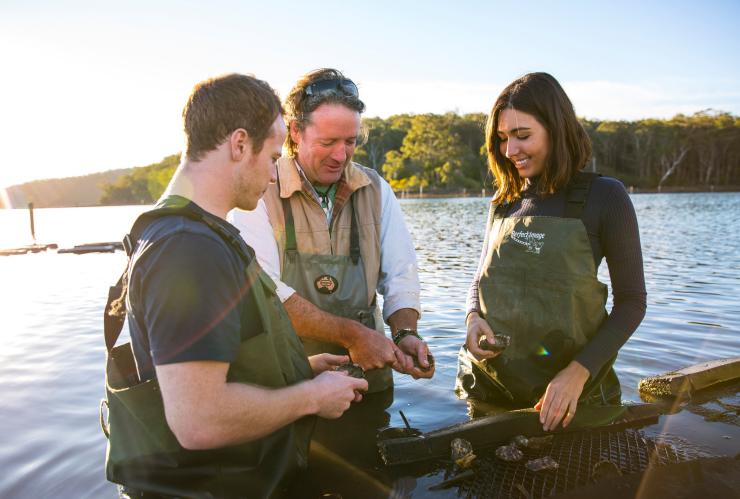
[105,343,182,483]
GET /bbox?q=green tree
[100,154,179,205]
[384,113,483,191]
[354,115,410,171]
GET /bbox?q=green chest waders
[280,192,392,393]
[460,173,620,406]
[102,203,315,498]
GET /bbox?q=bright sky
[1,0,738,188]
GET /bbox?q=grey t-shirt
[126,204,264,380]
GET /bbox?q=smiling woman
[496,108,550,179]
[459,72,647,433]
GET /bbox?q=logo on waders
[511,230,545,254]
[315,274,339,294]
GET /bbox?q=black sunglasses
[304,78,359,97]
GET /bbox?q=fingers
[408,364,435,379]
[466,319,496,360]
[395,337,436,379]
[326,354,350,366]
[349,331,397,370]
[538,385,560,432]
[534,397,543,411]
[538,389,572,431]
[315,372,368,419]
[537,362,591,431]
[313,354,352,374]
[467,342,496,360]
[545,399,567,432]
[349,375,367,403]
[538,387,552,428]
[411,345,435,379]
[562,401,577,428]
[391,346,414,374]
[349,376,369,393]
[415,342,430,369]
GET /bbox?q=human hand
[308,353,350,376]
[466,314,498,360]
[534,360,590,431]
[397,335,435,379]
[346,323,398,371]
[310,370,368,419]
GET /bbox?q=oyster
[450,438,477,468]
[525,456,559,472]
[511,435,529,449]
[414,352,436,372]
[334,362,365,379]
[478,334,511,353]
[525,435,554,451]
[592,459,622,482]
[495,444,524,462]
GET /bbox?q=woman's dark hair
[485,72,592,204]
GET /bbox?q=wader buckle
[100,399,110,439]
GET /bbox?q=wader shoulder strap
[349,194,360,265]
[279,177,361,264]
[281,195,297,253]
[564,171,601,219]
[104,203,253,353]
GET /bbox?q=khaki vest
[263,157,383,309]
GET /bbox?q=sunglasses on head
[304,78,359,97]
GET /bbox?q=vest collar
[277,157,371,199]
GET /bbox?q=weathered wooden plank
[638,357,740,398]
[57,242,122,254]
[0,244,57,256]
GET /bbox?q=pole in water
[399,410,412,431]
[28,202,36,243]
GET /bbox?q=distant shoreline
[395,185,740,199]
[3,185,739,209]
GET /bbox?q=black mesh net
[456,428,705,499]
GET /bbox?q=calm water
[0,193,739,498]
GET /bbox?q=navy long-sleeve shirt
[466,176,647,377]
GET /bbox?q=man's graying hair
[284,68,366,157]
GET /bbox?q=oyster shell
[495,444,524,462]
[525,456,559,472]
[526,435,554,451]
[413,352,436,372]
[592,459,622,482]
[334,362,365,379]
[478,334,511,353]
[511,435,529,449]
[451,438,476,468]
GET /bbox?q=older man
[103,73,367,498]
[231,68,433,393]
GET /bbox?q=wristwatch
[392,328,423,345]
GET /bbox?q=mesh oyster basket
[455,428,703,499]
